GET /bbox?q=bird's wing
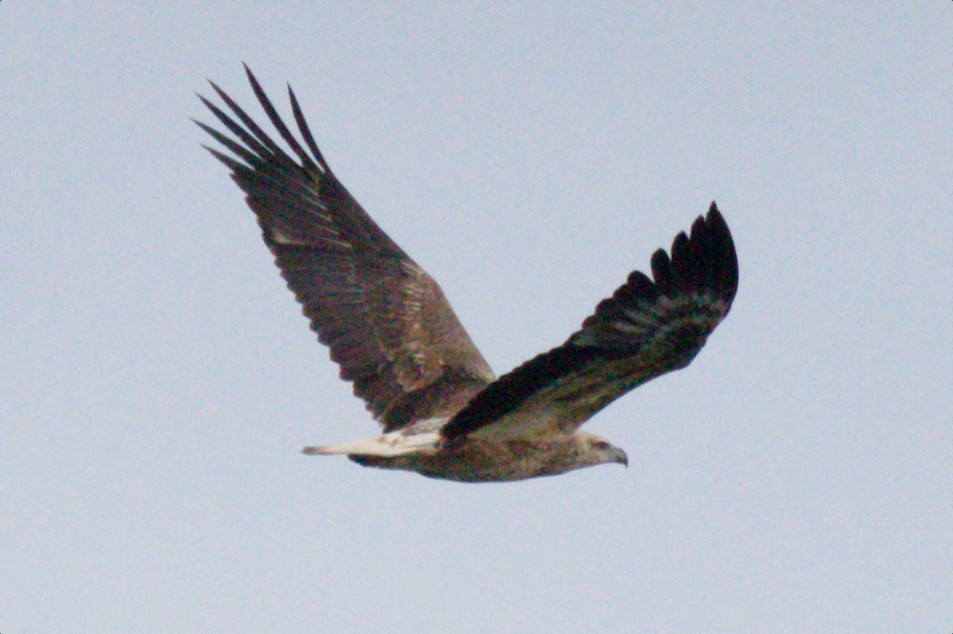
[197,65,495,431]
[441,203,737,442]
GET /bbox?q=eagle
[196,65,739,483]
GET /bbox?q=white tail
[302,430,441,458]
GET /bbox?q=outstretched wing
[197,65,495,431]
[441,203,737,441]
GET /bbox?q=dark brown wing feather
[441,203,738,441]
[197,65,494,430]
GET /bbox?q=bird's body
[198,66,739,482]
[349,434,621,483]
[310,420,626,483]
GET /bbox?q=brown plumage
[197,65,739,482]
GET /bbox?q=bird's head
[575,432,628,469]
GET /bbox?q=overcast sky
[2,3,950,633]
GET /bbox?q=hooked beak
[612,447,629,468]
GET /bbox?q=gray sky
[2,3,950,632]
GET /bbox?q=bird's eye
[593,441,611,451]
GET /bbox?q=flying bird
[196,65,739,483]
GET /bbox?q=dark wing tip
[702,200,739,305]
[650,201,738,308]
[288,83,330,173]
[581,203,739,333]
[649,248,672,291]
